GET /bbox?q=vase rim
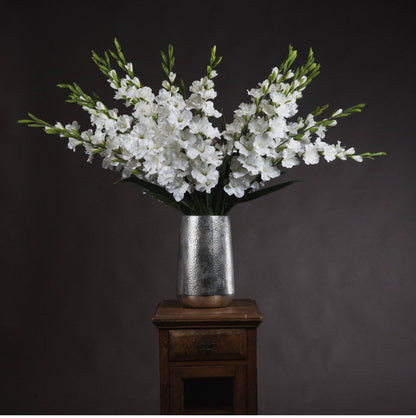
[182,215,229,217]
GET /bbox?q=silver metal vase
[177,216,234,308]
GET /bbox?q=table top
[152,299,263,328]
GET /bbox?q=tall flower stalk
[19,39,385,215]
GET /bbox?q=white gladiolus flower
[234,103,256,117]
[248,117,269,135]
[315,125,327,139]
[68,137,82,151]
[247,88,263,99]
[281,148,300,168]
[269,116,287,138]
[322,143,338,162]
[303,144,320,165]
[203,101,222,118]
[169,180,190,202]
[116,115,132,132]
[65,121,80,132]
[186,93,205,110]
[224,176,248,198]
[260,158,281,181]
[253,133,275,155]
[21,41,382,213]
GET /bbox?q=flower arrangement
[19,39,385,215]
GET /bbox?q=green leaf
[160,50,168,64]
[179,78,187,99]
[213,153,231,214]
[117,176,194,214]
[210,45,216,65]
[225,180,299,213]
[359,152,387,159]
[161,62,169,77]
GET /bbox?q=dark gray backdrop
[1,0,415,414]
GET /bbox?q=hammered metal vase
[177,216,234,308]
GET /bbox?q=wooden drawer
[169,328,247,361]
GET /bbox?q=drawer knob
[198,341,216,350]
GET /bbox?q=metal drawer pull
[198,341,216,350]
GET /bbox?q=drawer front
[169,328,247,361]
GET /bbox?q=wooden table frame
[152,299,263,414]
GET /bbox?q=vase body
[177,216,234,308]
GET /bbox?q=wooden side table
[152,299,263,415]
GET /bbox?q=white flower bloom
[281,148,300,168]
[260,158,280,181]
[83,142,96,163]
[269,91,287,106]
[90,131,105,145]
[116,114,132,132]
[155,88,171,104]
[234,103,256,117]
[286,138,303,153]
[108,109,119,119]
[121,159,139,178]
[224,176,247,198]
[186,93,205,110]
[303,144,320,165]
[247,88,263,99]
[225,117,245,134]
[168,109,193,130]
[203,101,222,118]
[287,122,299,136]
[67,137,82,151]
[191,160,219,192]
[285,70,294,80]
[168,179,190,202]
[96,101,106,111]
[65,121,80,132]
[253,133,274,155]
[186,138,219,164]
[322,143,337,162]
[143,152,166,175]
[238,152,264,175]
[26,43,378,205]
[201,88,217,101]
[248,117,268,135]
[305,113,316,128]
[315,125,327,139]
[235,136,254,156]
[271,66,279,77]
[277,101,298,118]
[229,158,248,179]
[260,100,276,116]
[335,141,347,160]
[269,116,287,139]
[177,131,198,150]
[189,115,220,139]
[189,79,205,95]
[105,134,120,150]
